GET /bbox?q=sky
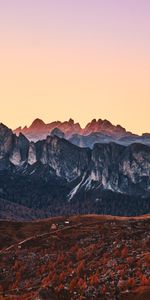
[0,0,150,134]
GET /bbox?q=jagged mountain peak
[30,118,46,129]
[68,118,74,124]
[12,118,150,147]
[14,118,129,139]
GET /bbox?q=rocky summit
[14,118,150,147]
[0,123,150,220]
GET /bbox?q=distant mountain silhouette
[13,118,150,147]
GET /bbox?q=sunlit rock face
[119,144,150,193]
[77,143,150,195]
[10,145,22,166]
[38,135,90,181]
[83,119,126,136]
[28,142,37,165]
[10,134,29,165]
[88,143,125,191]
[0,123,150,218]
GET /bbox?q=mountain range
[14,118,150,147]
[0,120,150,220]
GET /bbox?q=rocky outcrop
[119,143,150,194]
[89,143,125,190]
[68,143,150,198]
[37,136,90,180]
[0,123,14,159]
[0,123,150,218]
[1,123,150,193]
[28,142,37,165]
[10,134,29,165]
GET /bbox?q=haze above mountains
[14,118,150,148]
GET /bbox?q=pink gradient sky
[0,0,150,133]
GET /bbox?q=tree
[121,246,128,258]
[13,260,20,271]
[140,275,149,286]
[101,284,107,295]
[76,261,84,275]
[39,264,46,274]
[57,253,65,264]
[69,277,77,291]
[57,283,64,292]
[15,271,21,285]
[77,277,87,291]
[76,248,84,261]
[89,273,99,286]
[127,278,135,288]
[59,271,66,282]
[42,274,51,287]
[78,277,84,287]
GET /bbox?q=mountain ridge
[13,118,150,147]
[0,122,150,220]
[13,118,133,136]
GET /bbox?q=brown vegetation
[0,215,150,299]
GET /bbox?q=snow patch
[68,174,86,201]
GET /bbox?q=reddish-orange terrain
[0,215,150,300]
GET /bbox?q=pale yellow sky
[0,1,150,134]
[0,41,149,134]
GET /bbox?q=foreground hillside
[0,198,49,221]
[0,215,150,299]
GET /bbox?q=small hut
[50,223,57,230]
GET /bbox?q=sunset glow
[0,0,150,133]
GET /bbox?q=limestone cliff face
[89,143,125,191]
[79,142,150,196]
[38,136,90,181]
[0,123,13,159]
[28,142,37,165]
[0,123,150,198]
[10,134,29,165]
[118,144,150,194]
[10,143,22,166]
